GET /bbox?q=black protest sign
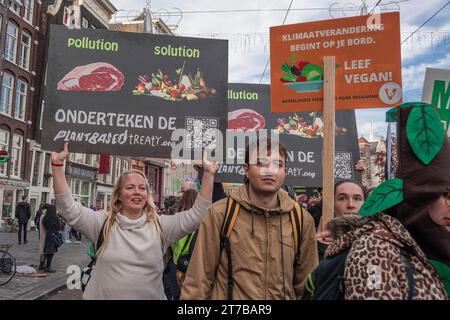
[217,83,360,187]
[41,25,228,158]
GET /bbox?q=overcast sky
[109,0,450,140]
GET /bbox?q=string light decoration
[111,0,182,32]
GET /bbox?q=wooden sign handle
[321,56,336,232]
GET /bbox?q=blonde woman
[51,143,217,299]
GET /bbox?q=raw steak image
[228,109,266,131]
[57,62,124,92]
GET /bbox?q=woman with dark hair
[178,189,199,212]
[39,204,62,272]
[332,179,365,217]
[315,179,366,260]
[311,180,366,230]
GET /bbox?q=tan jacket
[181,185,319,300]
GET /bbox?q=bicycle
[0,245,16,286]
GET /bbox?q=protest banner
[269,12,402,112]
[422,67,450,137]
[217,83,361,187]
[41,25,228,158]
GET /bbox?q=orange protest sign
[270,12,402,112]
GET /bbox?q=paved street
[0,230,90,300]
[46,287,83,300]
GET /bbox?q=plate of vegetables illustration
[132,62,217,101]
[275,112,347,138]
[280,55,338,93]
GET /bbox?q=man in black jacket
[15,195,31,244]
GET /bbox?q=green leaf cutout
[359,178,404,216]
[385,102,431,122]
[407,105,445,165]
[400,102,429,109]
[386,107,397,122]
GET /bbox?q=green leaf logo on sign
[359,178,404,216]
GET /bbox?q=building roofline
[98,0,118,15]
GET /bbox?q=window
[5,22,18,63]
[63,6,71,27]
[19,32,31,70]
[85,154,98,166]
[92,154,100,168]
[106,158,112,184]
[123,160,129,172]
[39,100,44,129]
[11,133,23,178]
[71,179,90,206]
[88,154,99,167]
[14,79,27,121]
[82,17,88,28]
[9,0,21,15]
[115,158,121,180]
[1,73,14,116]
[2,190,14,218]
[81,181,90,205]
[74,153,84,164]
[147,167,157,194]
[32,150,42,186]
[23,0,34,24]
[0,129,9,176]
[85,153,91,165]
[43,153,51,187]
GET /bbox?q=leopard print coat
[325,213,447,300]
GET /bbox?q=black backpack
[176,231,198,273]
[304,248,415,300]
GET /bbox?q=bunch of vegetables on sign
[280,54,338,93]
[275,112,347,138]
[132,61,217,101]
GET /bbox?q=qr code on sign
[334,152,353,180]
[185,117,219,150]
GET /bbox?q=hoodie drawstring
[279,213,286,299]
[251,207,255,236]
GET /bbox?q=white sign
[422,68,450,137]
